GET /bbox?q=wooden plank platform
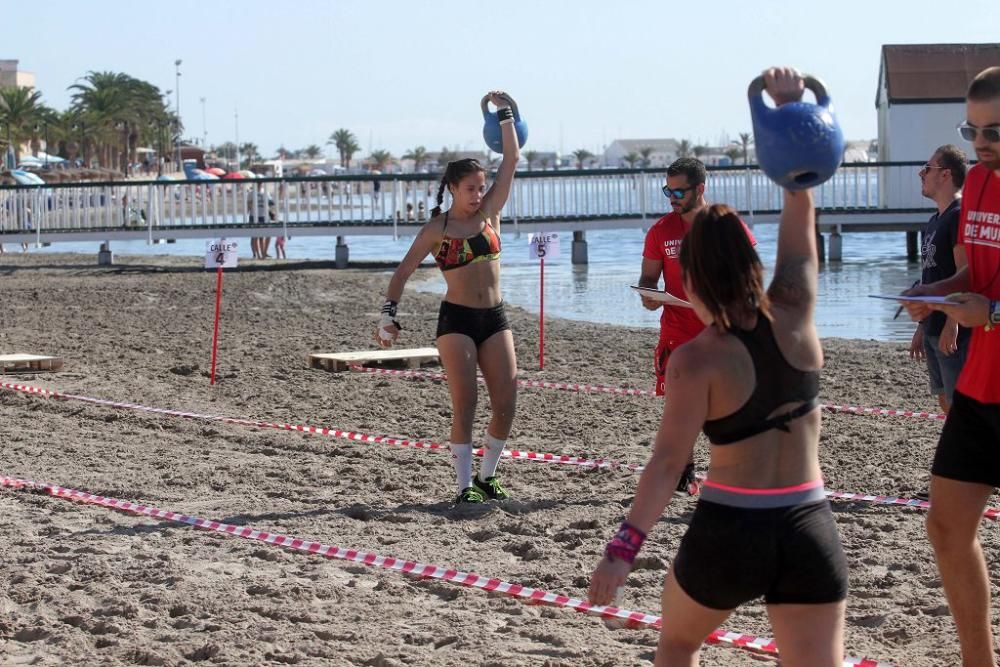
[309,347,439,372]
[0,354,65,373]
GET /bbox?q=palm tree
[573,148,594,170]
[214,142,237,160]
[638,146,654,168]
[47,109,85,161]
[523,150,539,170]
[29,106,61,161]
[369,149,392,171]
[677,139,692,158]
[693,145,707,159]
[402,145,428,172]
[540,157,551,170]
[724,147,742,164]
[303,144,323,159]
[240,142,260,167]
[623,151,640,168]
[437,146,457,168]
[328,128,360,168]
[70,71,171,172]
[738,132,753,165]
[0,86,46,164]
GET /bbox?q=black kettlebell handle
[747,74,828,104]
[480,92,519,118]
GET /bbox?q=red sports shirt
[642,211,757,349]
[956,164,1000,404]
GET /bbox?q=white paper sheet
[630,286,693,308]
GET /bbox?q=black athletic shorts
[436,301,511,347]
[673,499,848,610]
[932,390,1000,488]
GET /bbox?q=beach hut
[876,43,1000,208]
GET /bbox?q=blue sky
[9,0,1000,158]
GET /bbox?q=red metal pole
[209,265,223,385]
[539,256,544,370]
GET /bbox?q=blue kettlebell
[481,94,528,153]
[748,74,844,190]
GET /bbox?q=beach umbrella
[157,174,177,181]
[222,172,245,180]
[206,167,227,176]
[238,170,257,178]
[308,168,327,177]
[11,170,45,185]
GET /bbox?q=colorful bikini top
[701,312,820,445]
[434,210,502,272]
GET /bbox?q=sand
[0,252,997,666]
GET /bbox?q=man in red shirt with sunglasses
[903,66,1000,666]
[639,157,756,495]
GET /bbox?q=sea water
[26,224,921,342]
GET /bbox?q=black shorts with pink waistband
[672,481,848,609]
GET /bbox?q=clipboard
[868,294,955,304]
[631,285,693,308]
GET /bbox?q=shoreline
[0,252,989,666]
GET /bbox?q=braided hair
[431,158,485,217]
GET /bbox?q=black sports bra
[702,313,820,445]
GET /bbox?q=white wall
[879,102,968,208]
[603,143,675,168]
[885,103,966,162]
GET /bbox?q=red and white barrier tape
[820,404,945,421]
[5,381,995,520]
[0,381,636,471]
[0,475,894,667]
[347,364,947,422]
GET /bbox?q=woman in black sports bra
[589,68,847,667]
[377,91,520,505]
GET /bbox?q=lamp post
[34,123,49,167]
[234,106,240,171]
[115,120,129,177]
[71,121,85,167]
[174,59,182,173]
[156,122,165,178]
[200,96,207,148]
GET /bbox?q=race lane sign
[205,239,239,269]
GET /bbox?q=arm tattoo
[769,256,814,306]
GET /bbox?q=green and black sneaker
[456,486,486,504]
[472,475,511,501]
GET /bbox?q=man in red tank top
[639,158,756,495]
[903,66,1000,666]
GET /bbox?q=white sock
[449,443,473,492]
[478,433,507,481]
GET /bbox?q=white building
[604,139,679,168]
[0,59,35,90]
[876,43,1000,207]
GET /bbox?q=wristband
[497,107,514,122]
[604,521,646,564]
[379,300,402,337]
